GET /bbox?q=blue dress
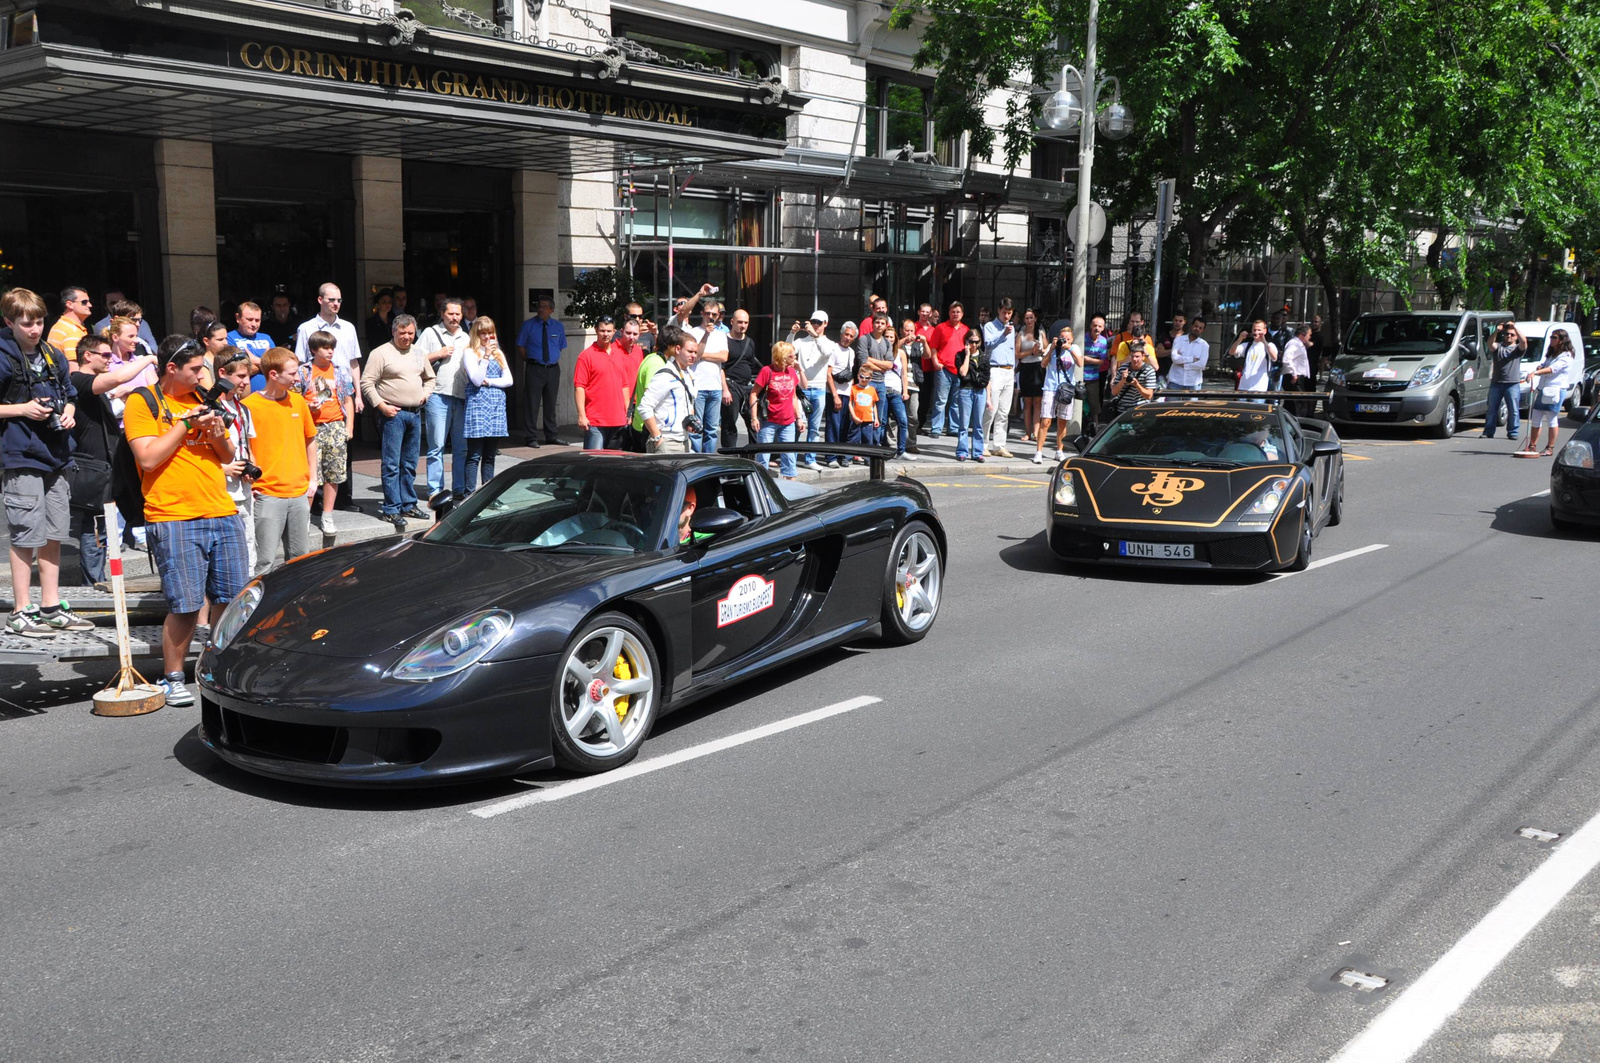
[463,355,508,439]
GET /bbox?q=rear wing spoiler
[1149,390,1334,405]
[719,443,897,481]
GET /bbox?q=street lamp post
[1040,0,1131,340]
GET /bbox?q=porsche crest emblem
[1131,471,1205,508]
[311,629,329,640]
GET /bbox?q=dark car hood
[1070,459,1296,525]
[247,538,601,657]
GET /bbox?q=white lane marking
[1327,804,1600,1063]
[471,696,882,819]
[1270,543,1389,580]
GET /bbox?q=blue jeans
[1485,381,1520,438]
[692,389,722,454]
[880,387,909,454]
[952,386,987,459]
[424,393,467,497]
[379,408,422,515]
[758,421,798,477]
[929,370,955,435]
[847,420,881,448]
[74,510,105,585]
[802,386,826,463]
[584,424,626,450]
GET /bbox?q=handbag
[1533,384,1564,411]
[68,456,112,511]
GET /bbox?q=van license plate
[1119,542,1195,560]
[1354,402,1393,413]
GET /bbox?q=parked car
[1326,310,1499,438]
[1551,404,1600,532]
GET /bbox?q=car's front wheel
[881,520,942,644]
[1432,395,1458,439]
[1287,516,1313,572]
[551,612,659,772]
[1327,470,1344,526]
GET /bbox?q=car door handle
[787,544,805,553]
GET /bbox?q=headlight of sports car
[388,609,514,682]
[211,580,262,651]
[1409,364,1443,387]
[1053,471,1078,507]
[1328,368,1347,386]
[1245,478,1293,515]
[1557,440,1595,469]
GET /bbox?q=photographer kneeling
[125,336,248,706]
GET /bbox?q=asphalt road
[3,422,1599,1063]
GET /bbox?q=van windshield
[1346,315,1460,356]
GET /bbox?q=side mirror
[1069,433,1093,454]
[689,506,746,538]
[1311,439,1342,459]
[1573,405,1593,422]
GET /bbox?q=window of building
[863,74,961,166]
[610,17,776,80]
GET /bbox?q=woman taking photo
[461,316,512,491]
[953,330,991,463]
[1033,324,1083,464]
[750,341,804,479]
[1016,307,1046,443]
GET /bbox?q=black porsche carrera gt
[1046,393,1345,571]
[196,448,945,787]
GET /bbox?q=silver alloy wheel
[894,530,941,632]
[559,627,655,759]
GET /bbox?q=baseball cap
[809,310,829,325]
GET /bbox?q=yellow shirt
[1112,338,1157,374]
[122,389,236,522]
[47,318,86,364]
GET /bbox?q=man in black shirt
[69,334,157,585]
[1484,320,1528,440]
[720,308,762,447]
[261,293,299,348]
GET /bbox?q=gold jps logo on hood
[1132,471,1205,508]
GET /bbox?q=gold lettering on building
[233,42,700,128]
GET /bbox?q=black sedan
[1046,393,1345,571]
[1551,404,1600,531]
[196,448,945,786]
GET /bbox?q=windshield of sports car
[425,466,670,552]
[1345,314,1460,355]
[1086,406,1288,465]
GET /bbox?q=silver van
[1326,310,1497,438]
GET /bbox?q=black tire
[881,519,943,645]
[1327,470,1344,526]
[1287,515,1313,572]
[1551,507,1579,533]
[1432,395,1458,439]
[550,611,660,773]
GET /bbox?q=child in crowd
[846,362,881,458]
[216,349,259,573]
[298,332,355,532]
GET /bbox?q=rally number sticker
[717,575,776,628]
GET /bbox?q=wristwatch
[649,435,662,445]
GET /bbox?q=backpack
[111,387,161,526]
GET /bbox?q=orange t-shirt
[244,391,316,498]
[302,362,349,424]
[849,383,878,424]
[122,389,236,522]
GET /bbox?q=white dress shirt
[414,323,471,398]
[293,315,361,367]
[1169,335,1210,387]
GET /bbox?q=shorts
[1040,389,1078,422]
[3,469,70,548]
[1529,406,1562,429]
[314,420,349,485]
[147,514,250,614]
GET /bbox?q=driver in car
[678,484,714,546]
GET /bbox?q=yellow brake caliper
[612,653,633,720]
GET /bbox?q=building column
[512,170,571,428]
[154,139,219,335]
[353,155,405,326]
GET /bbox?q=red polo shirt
[927,321,970,372]
[915,321,938,371]
[573,342,633,426]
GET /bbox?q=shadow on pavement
[1489,492,1591,540]
[0,660,127,720]
[170,643,870,810]
[998,530,1273,585]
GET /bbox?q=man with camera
[1108,344,1157,417]
[1484,320,1528,440]
[0,288,94,637]
[640,332,702,453]
[125,335,250,705]
[244,348,318,574]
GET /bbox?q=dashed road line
[1327,802,1600,1063]
[1269,543,1390,580]
[470,696,882,818]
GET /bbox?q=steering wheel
[599,520,645,547]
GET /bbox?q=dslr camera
[33,394,64,433]
[190,379,238,430]
[683,411,704,436]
